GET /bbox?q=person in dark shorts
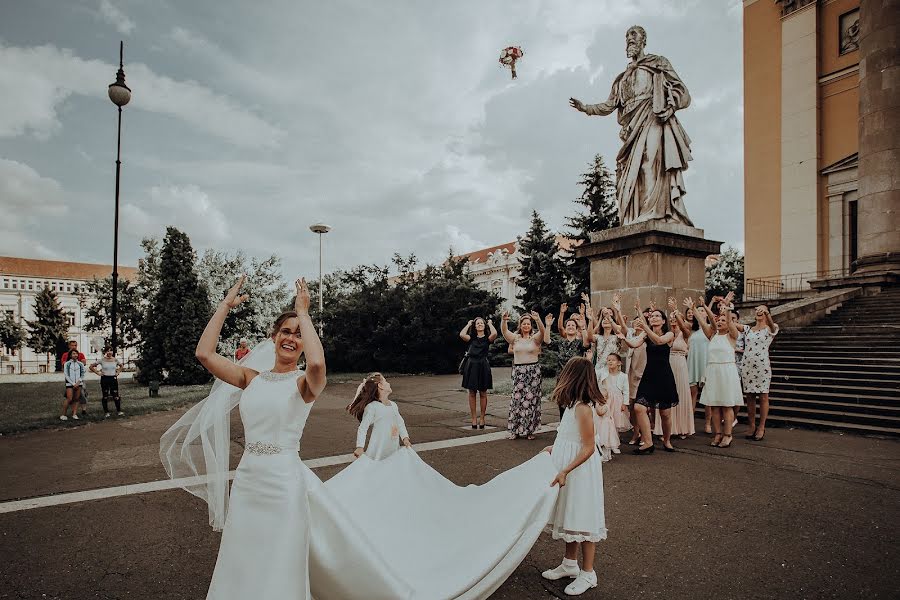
[91,348,123,417]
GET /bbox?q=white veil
[159,338,276,531]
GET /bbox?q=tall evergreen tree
[516,210,570,315]
[139,227,212,385]
[564,154,619,295]
[0,311,26,355]
[26,287,69,371]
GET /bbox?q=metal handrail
[744,268,849,301]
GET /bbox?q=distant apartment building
[0,257,138,374]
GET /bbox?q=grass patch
[0,371,424,434]
[0,379,213,435]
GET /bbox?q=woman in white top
[348,373,412,460]
[692,292,744,449]
[91,348,123,417]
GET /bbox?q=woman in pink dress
[653,301,695,438]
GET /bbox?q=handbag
[458,353,469,375]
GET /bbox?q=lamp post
[107,41,131,357]
[309,223,331,336]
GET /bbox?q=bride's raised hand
[294,278,311,314]
[222,274,249,309]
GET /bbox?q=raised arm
[536,311,551,345]
[459,320,473,343]
[722,292,740,340]
[612,293,628,331]
[688,297,715,341]
[617,330,647,349]
[761,305,779,335]
[500,311,516,344]
[487,319,498,342]
[195,275,256,389]
[294,278,326,403]
[557,303,567,336]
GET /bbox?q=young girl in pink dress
[594,360,621,462]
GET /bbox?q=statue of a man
[570,26,694,226]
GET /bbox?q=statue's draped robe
[585,54,694,226]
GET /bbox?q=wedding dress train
[161,340,560,600]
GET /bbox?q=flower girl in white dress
[186,276,327,600]
[542,357,607,596]
[347,373,412,459]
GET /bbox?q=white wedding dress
[161,341,560,600]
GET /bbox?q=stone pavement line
[0,423,559,515]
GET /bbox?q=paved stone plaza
[1,371,898,599]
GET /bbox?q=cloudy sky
[1,0,743,280]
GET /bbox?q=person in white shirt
[91,348,123,417]
[61,353,86,421]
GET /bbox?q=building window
[28,282,34,290]
[2,279,7,288]
[66,283,72,292]
[11,282,17,290]
[67,312,76,327]
[839,9,860,56]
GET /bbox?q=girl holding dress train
[541,357,607,596]
[347,373,412,460]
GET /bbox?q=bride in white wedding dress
[161,277,562,600]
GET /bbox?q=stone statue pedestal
[576,221,722,313]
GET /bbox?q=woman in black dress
[618,304,678,453]
[459,317,498,429]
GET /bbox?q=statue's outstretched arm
[583,82,618,116]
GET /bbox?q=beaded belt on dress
[245,441,299,455]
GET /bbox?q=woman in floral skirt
[501,310,551,440]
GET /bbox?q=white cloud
[121,184,230,248]
[98,0,135,35]
[0,158,66,214]
[0,158,67,257]
[0,43,283,148]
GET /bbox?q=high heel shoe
[633,444,655,455]
[718,435,733,448]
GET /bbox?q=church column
[855,0,900,273]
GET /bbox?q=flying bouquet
[499,46,524,79]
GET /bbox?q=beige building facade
[743,0,898,296]
[744,0,863,288]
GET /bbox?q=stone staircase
[764,287,900,436]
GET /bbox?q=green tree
[197,250,290,356]
[706,246,745,301]
[138,227,212,385]
[26,287,69,371]
[516,210,570,315]
[564,154,619,295]
[0,311,25,355]
[315,252,502,374]
[79,277,143,351]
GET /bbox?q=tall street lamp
[108,41,131,357]
[309,223,331,336]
